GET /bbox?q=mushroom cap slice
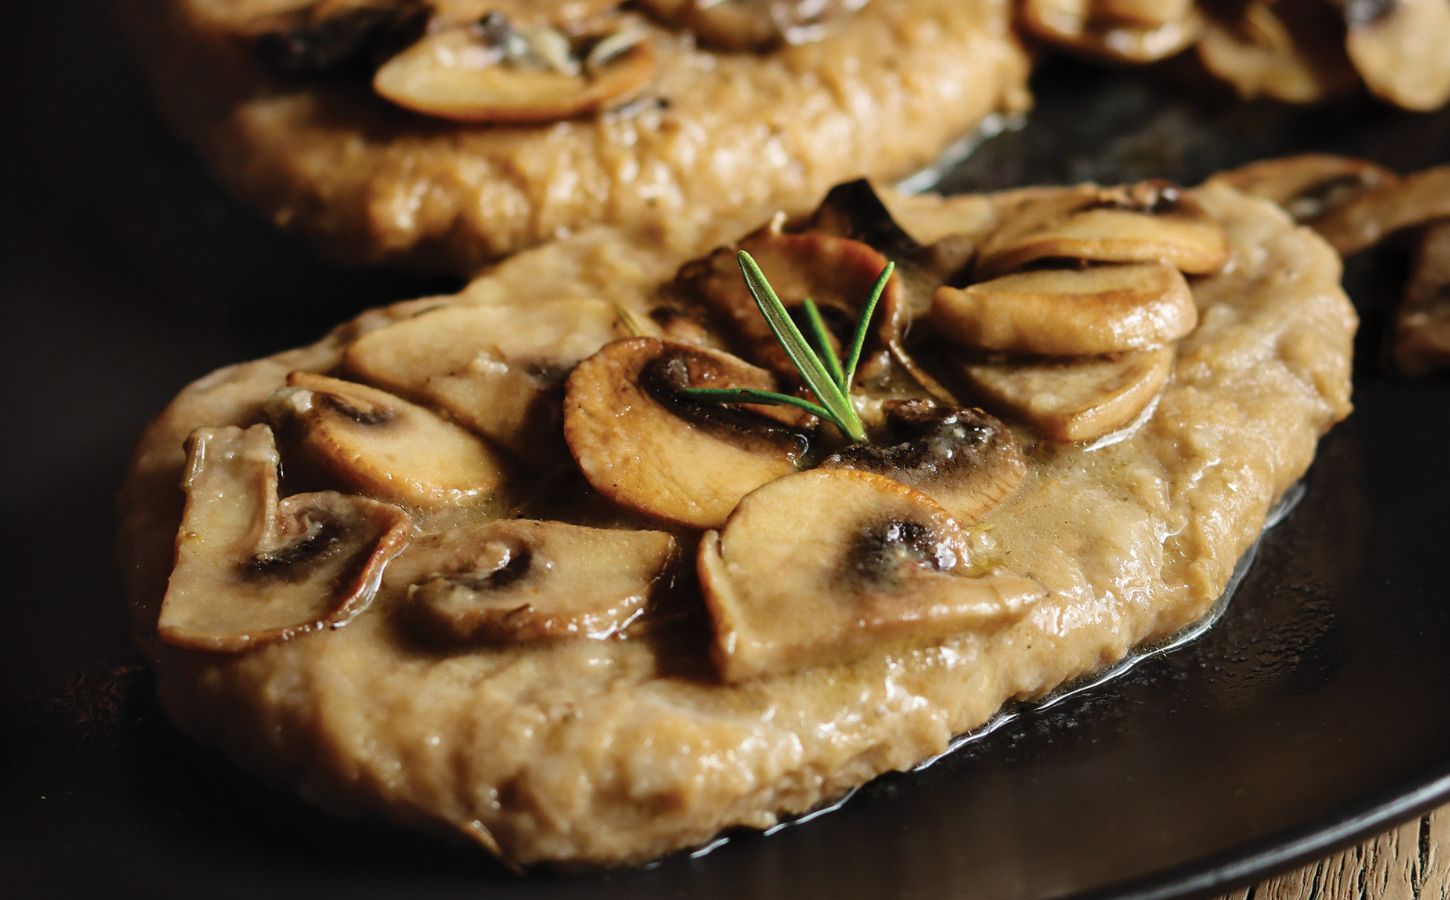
[932,262,1198,356]
[248,1,431,76]
[1312,165,1450,256]
[699,469,1046,683]
[373,19,655,123]
[1019,0,1202,64]
[158,425,412,653]
[563,338,810,528]
[975,182,1229,278]
[1393,221,1450,377]
[960,346,1174,443]
[270,371,512,510]
[343,299,628,458]
[822,401,1026,525]
[636,0,869,50]
[1343,0,1450,112]
[1207,153,1398,225]
[1196,0,1358,104]
[385,519,676,643]
[677,227,901,383]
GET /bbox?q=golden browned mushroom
[1312,164,1450,256]
[1019,0,1203,65]
[821,401,1026,524]
[1207,153,1397,225]
[974,182,1229,278]
[698,469,1045,682]
[959,346,1174,442]
[1393,221,1450,377]
[385,519,676,643]
[563,338,811,528]
[636,0,868,50]
[268,371,512,510]
[373,13,654,123]
[932,262,1198,356]
[1343,0,1450,112]
[1196,0,1357,104]
[158,425,412,652]
[344,299,629,458]
[677,225,901,384]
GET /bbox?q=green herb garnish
[682,250,894,444]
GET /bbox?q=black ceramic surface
[3,6,1449,898]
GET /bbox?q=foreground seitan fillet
[117,0,1031,274]
[117,182,1354,868]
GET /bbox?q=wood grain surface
[1220,809,1449,899]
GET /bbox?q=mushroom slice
[563,338,810,528]
[1393,221,1450,377]
[822,401,1026,525]
[699,469,1046,683]
[386,519,676,643]
[960,346,1174,443]
[1343,0,1450,112]
[975,182,1230,278]
[372,14,654,123]
[343,299,627,458]
[248,0,430,76]
[1207,154,1397,225]
[1196,0,1357,104]
[269,371,511,510]
[1312,165,1450,256]
[932,262,1197,356]
[158,425,412,652]
[1019,0,1202,64]
[677,227,901,383]
[636,0,869,51]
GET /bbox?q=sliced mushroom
[1393,221,1450,377]
[1207,153,1398,225]
[249,0,431,76]
[822,401,1026,524]
[1196,0,1357,104]
[699,469,1045,682]
[1019,0,1203,64]
[1312,164,1450,256]
[636,0,868,51]
[268,371,512,510]
[158,425,412,652]
[933,262,1198,356]
[563,338,810,528]
[1343,0,1450,111]
[373,14,654,123]
[385,519,676,643]
[960,346,1174,443]
[975,182,1230,278]
[677,226,901,383]
[344,299,628,458]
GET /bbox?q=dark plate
[3,6,1449,898]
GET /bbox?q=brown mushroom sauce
[121,176,1357,868]
[150,178,1245,671]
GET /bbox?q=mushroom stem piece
[158,425,412,653]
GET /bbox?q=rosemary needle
[682,250,895,443]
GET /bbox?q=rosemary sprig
[682,250,894,443]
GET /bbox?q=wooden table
[1219,808,1447,899]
